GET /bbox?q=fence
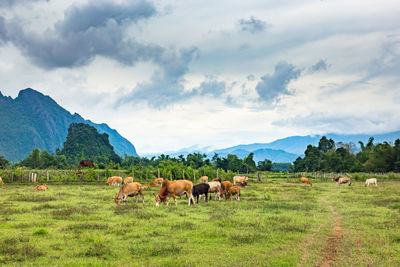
[0,169,399,184]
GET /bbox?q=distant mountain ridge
[0,88,137,161]
[144,131,400,163]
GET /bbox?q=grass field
[0,180,399,266]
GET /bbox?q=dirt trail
[320,206,344,267]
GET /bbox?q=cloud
[309,59,330,73]
[255,61,301,103]
[239,16,269,34]
[192,79,226,97]
[117,47,199,108]
[1,1,159,69]
[0,16,6,43]
[0,0,49,7]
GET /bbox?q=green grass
[0,181,399,266]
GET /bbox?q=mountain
[60,123,120,164]
[144,131,400,163]
[0,88,137,162]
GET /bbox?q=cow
[300,177,312,187]
[0,176,4,186]
[191,183,210,204]
[124,177,133,184]
[35,184,48,191]
[211,177,221,182]
[80,160,94,168]
[106,176,123,186]
[333,176,352,186]
[114,182,144,205]
[220,180,232,197]
[199,176,208,183]
[226,184,244,201]
[233,176,248,185]
[153,178,164,184]
[155,180,195,206]
[206,181,222,200]
[365,178,377,187]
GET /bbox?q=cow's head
[114,197,121,206]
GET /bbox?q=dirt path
[320,206,344,267]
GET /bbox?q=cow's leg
[205,193,208,202]
[135,195,139,204]
[140,191,144,204]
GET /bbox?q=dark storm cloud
[1,0,159,69]
[239,16,269,34]
[309,59,330,72]
[255,61,301,103]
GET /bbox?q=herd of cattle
[0,175,379,206]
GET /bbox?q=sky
[0,0,399,155]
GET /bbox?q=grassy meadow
[0,180,399,266]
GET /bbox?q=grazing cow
[106,176,123,186]
[206,181,222,200]
[155,180,194,206]
[80,160,94,168]
[124,177,133,184]
[0,176,4,186]
[199,176,208,183]
[226,184,244,201]
[191,183,210,204]
[233,176,248,185]
[365,178,377,187]
[220,181,232,197]
[333,176,352,186]
[300,177,312,187]
[211,177,221,182]
[35,184,48,191]
[153,178,164,184]
[114,182,144,205]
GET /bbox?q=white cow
[365,178,377,187]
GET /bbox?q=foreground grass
[0,181,399,266]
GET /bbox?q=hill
[0,88,137,161]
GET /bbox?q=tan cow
[333,176,352,186]
[0,176,4,186]
[155,180,194,206]
[300,177,312,187]
[114,182,144,205]
[199,176,208,183]
[226,184,244,201]
[365,178,377,187]
[207,181,222,200]
[106,176,123,186]
[124,177,133,184]
[233,176,248,185]
[153,178,164,184]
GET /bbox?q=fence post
[265,172,268,183]
[183,170,185,179]
[257,171,261,182]
[46,170,49,181]
[217,169,219,178]
[158,168,160,178]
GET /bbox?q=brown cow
[221,180,232,197]
[199,176,208,183]
[80,160,94,168]
[300,177,312,187]
[124,177,133,184]
[0,176,4,186]
[233,176,248,185]
[226,184,244,201]
[35,184,48,191]
[333,176,352,186]
[114,182,144,205]
[153,178,164,184]
[211,177,221,182]
[106,176,123,186]
[155,180,194,206]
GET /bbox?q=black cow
[191,183,210,204]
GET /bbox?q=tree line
[293,136,400,172]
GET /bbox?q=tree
[257,159,272,171]
[243,153,256,172]
[0,155,9,169]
